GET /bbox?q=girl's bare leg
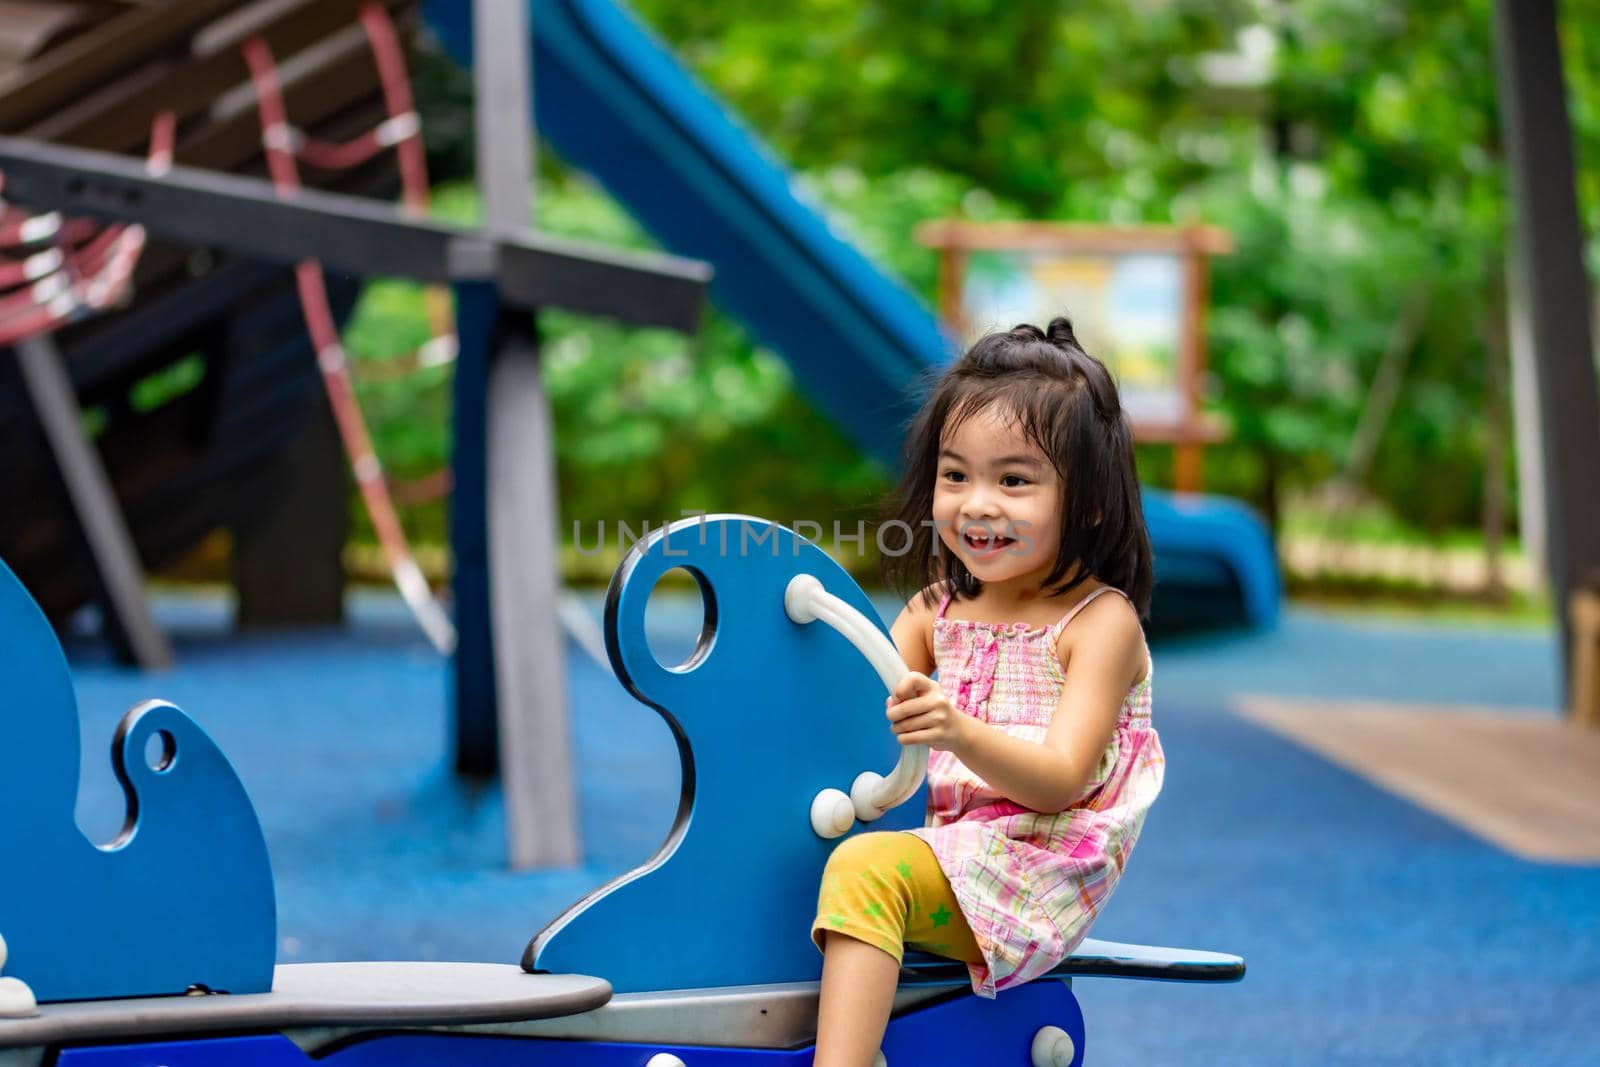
[814,931,899,1067]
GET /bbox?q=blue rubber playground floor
[60,589,1597,1066]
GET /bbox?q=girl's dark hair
[880,316,1153,617]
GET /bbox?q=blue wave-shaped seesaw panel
[531,515,927,993]
[0,523,1236,1064]
[0,559,274,1002]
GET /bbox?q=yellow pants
[811,831,982,965]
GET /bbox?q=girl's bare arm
[888,589,939,676]
[888,595,1146,813]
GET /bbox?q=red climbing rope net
[2,6,457,653]
[239,2,456,653]
[0,113,171,346]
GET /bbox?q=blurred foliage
[343,1,1600,560]
[342,177,886,551]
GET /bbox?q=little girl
[811,317,1164,1067]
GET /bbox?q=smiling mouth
[962,529,1015,554]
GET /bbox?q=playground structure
[0,517,1244,1064]
[0,0,1281,872]
[0,0,713,869]
[0,0,1278,661]
[0,1,431,656]
[0,4,1594,678]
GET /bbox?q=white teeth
[963,530,1012,550]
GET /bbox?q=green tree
[351,2,1600,562]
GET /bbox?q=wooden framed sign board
[916,221,1231,492]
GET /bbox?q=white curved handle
[786,574,928,837]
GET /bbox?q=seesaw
[0,516,1242,1066]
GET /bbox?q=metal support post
[466,0,579,868]
[13,334,173,669]
[1490,0,1600,690]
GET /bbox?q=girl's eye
[1001,475,1029,487]
[940,469,966,482]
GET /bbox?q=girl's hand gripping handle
[784,574,929,839]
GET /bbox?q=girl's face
[931,404,1064,592]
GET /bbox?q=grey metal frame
[1490,0,1600,688]
[12,334,174,670]
[470,0,577,869]
[290,981,954,1055]
[0,136,708,329]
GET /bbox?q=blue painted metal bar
[448,280,499,776]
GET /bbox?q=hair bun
[1045,316,1079,349]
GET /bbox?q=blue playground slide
[422,0,1279,628]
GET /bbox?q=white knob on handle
[645,1054,686,1067]
[1031,1024,1076,1067]
[810,788,856,838]
[851,770,890,822]
[0,977,36,1019]
[0,937,36,1020]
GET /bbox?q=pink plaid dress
[906,586,1164,998]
